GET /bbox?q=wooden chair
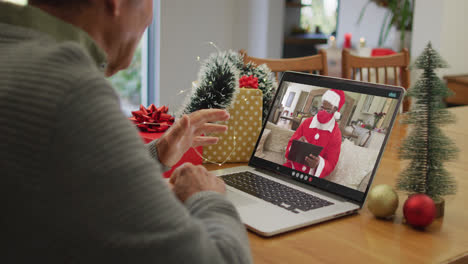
[239,49,328,81]
[341,48,410,111]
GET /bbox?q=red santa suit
[283,89,345,178]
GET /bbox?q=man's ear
[105,0,123,17]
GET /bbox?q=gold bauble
[367,184,399,218]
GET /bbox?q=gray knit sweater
[0,2,252,263]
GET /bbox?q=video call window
[255,82,398,192]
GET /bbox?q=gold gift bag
[204,88,263,163]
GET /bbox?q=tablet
[287,139,324,165]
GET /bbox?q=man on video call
[283,89,345,178]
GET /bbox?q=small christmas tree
[397,42,458,201]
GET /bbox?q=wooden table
[205,106,468,264]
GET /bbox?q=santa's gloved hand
[305,154,319,169]
[156,109,230,167]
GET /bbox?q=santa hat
[322,89,345,120]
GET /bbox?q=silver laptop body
[212,72,405,237]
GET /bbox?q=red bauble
[403,194,436,228]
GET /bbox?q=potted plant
[373,111,386,129]
[357,0,414,50]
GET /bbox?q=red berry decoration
[403,194,436,228]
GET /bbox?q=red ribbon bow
[239,75,259,89]
[130,104,175,132]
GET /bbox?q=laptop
[212,72,405,236]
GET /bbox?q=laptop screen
[250,72,404,204]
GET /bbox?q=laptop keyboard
[221,171,334,214]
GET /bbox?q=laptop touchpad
[226,189,258,207]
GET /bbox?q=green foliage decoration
[182,50,277,122]
[183,51,240,114]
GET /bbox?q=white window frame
[145,0,160,106]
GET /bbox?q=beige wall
[411,0,468,83]
[159,0,284,112]
[440,0,468,75]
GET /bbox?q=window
[300,0,339,35]
[109,41,145,116]
[109,0,160,116]
[362,95,375,113]
[16,0,160,115]
[4,0,27,5]
[285,92,296,107]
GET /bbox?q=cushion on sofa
[326,139,379,190]
[264,122,294,153]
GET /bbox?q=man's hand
[304,154,319,169]
[298,136,308,143]
[156,109,229,167]
[170,163,226,202]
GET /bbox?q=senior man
[0,0,252,263]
